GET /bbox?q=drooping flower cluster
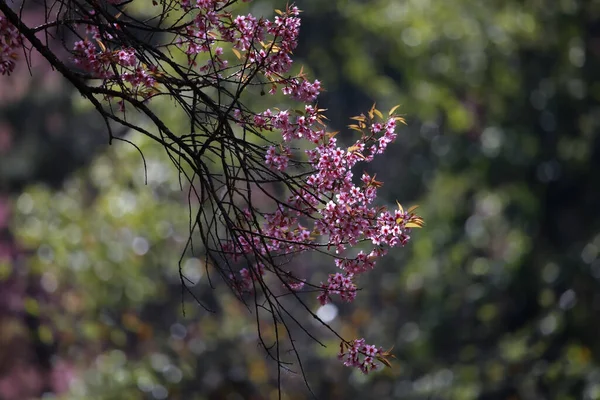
[317,272,357,305]
[0,13,22,76]
[265,145,290,171]
[339,339,383,374]
[72,22,156,100]
[282,78,321,102]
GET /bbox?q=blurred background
[1,0,600,399]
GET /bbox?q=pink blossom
[0,14,22,75]
[57,1,420,374]
[338,339,382,374]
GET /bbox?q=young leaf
[380,346,395,357]
[96,39,106,52]
[369,175,383,188]
[368,103,378,120]
[395,116,407,125]
[395,200,404,214]
[407,205,419,213]
[388,104,401,116]
[377,356,393,368]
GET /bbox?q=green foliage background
[1,0,600,399]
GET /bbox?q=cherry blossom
[0,14,22,75]
[0,0,423,375]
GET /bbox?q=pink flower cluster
[71,20,156,105]
[335,249,382,275]
[72,38,155,94]
[230,262,266,293]
[339,339,382,374]
[176,2,303,92]
[62,0,420,374]
[317,272,357,305]
[213,4,423,371]
[229,101,423,329]
[68,1,314,109]
[0,13,22,76]
[255,106,324,142]
[282,78,321,103]
[265,145,290,171]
